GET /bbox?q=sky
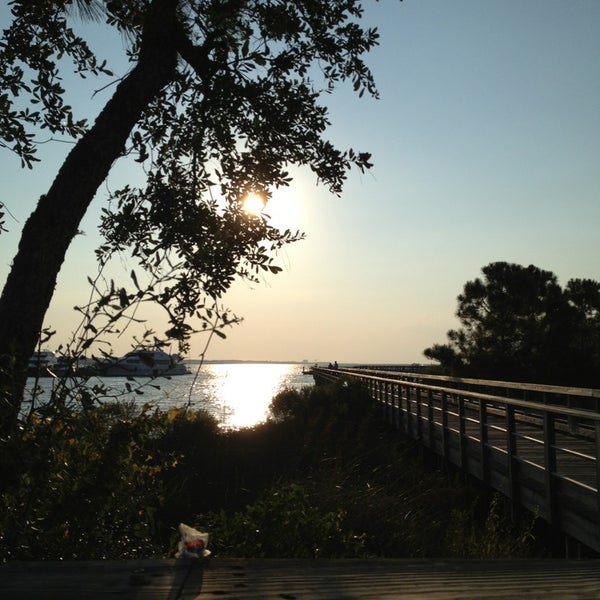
[1,0,599,365]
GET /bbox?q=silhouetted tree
[424,262,600,386]
[563,278,600,385]
[0,0,380,432]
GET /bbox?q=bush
[0,403,214,560]
[199,482,365,558]
[191,383,542,559]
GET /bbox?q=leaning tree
[0,0,381,432]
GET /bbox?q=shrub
[198,482,366,558]
[0,403,211,560]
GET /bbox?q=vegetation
[424,261,600,387]
[0,381,543,561]
[0,0,379,431]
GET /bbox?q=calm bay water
[25,362,314,429]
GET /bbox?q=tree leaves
[89,0,379,351]
[0,0,113,161]
[424,262,600,387]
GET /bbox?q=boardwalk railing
[312,366,600,553]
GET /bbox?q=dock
[312,366,600,555]
[2,557,600,598]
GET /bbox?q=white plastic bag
[175,523,211,558]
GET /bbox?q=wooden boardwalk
[3,558,600,598]
[312,367,600,554]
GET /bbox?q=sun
[242,192,266,215]
[241,187,300,229]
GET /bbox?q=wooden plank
[198,558,600,599]
[0,559,204,599]
[3,558,600,599]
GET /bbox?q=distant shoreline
[189,360,426,368]
[187,359,305,365]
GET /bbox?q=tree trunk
[0,0,178,433]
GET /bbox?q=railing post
[441,391,448,460]
[479,399,489,485]
[428,388,435,451]
[405,385,412,436]
[458,394,466,470]
[543,411,558,526]
[416,387,422,441]
[384,381,390,425]
[506,404,519,510]
[398,383,405,431]
[391,382,398,429]
[389,381,397,429]
[596,421,600,546]
[392,382,398,428]
[399,383,405,432]
[567,394,578,433]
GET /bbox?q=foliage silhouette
[424,261,600,386]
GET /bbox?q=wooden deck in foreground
[2,558,600,599]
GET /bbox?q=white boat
[28,351,57,376]
[102,349,190,377]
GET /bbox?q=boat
[27,351,57,376]
[101,349,190,377]
[50,355,95,377]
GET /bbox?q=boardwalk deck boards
[0,559,204,599]
[2,558,600,599]
[198,558,600,599]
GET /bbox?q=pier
[313,366,600,555]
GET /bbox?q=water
[25,362,314,429]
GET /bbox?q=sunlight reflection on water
[204,363,309,428]
[26,363,313,429]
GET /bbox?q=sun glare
[242,192,266,215]
[241,187,300,228]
